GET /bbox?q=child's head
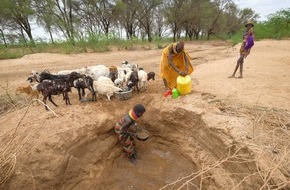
[133,104,146,117]
[245,21,254,29]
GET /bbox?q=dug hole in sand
[0,40,289,189]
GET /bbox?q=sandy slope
[194,39,290,110]
[0,40,289,190]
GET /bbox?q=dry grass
[0,97,58,188]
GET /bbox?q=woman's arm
[168,45,181,74]
[181,53,189,76]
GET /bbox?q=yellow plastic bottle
[177,75,192,95]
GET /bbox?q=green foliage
[1,7,290,60]
[0,35,167,59]
[229,8,290,44]
[0,46,29,59]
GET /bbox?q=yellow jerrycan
[177,75,192,95]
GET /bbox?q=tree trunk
[26,30,35,45]
[20,28,28,46]
[49,30,54,44]
[172,31,176,42]
[0,29,8,48]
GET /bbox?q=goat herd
[16,61,156,110]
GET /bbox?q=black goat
[127,70,139,93]
[147,71,155,81]
[73,75,96,101]
[37,80,72,110]
[39,71,82,87]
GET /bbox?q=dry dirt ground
[0,40,290,190]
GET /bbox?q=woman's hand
[180,71,187,76]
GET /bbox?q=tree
[204,0,232,40]
[76,0,100,36]
[152,5,167,39]
[135,0,162,42]
[163,0,191,42]
[1,0,35,45]
[267,8,290,38]
[50,0,82,44]
[182,0,206,40]
[238,8,259,25]
[96,0,117,37]
[223,2,240,34]
[0,11,11,47]
[115,0,139,39]
[0,29,8,47]
[33,0,58,43]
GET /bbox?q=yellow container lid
[177,75,191,94]
[177,75,191,84]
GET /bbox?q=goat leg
[106,94,111,101]
[48,95,58,107]
[82,88,85,97]
[77,88,82,100]
[93,92,97,101]
[136,82,140,94]
[91,86,96,101]
[64,92,71,105]
[89,87,96,101]
[43,96,49,111]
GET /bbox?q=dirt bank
[0,40,289,189]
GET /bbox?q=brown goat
[16,85,40,105]
[108,66,118,83]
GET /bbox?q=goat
[57,69,79,75]
[108,66,118,83]
[138,69,148,91]
[121,61,132,71]
[27,76,39,83]
[30,70,38,76]
[114,78,124,88]
[15,85,40,105]
[39,71,82,87]
[37,80,72,110]
[92,81,123,101]
[39,71,82,101]
[98,76,115,86]
[127,70,139,93]
[27,70,40,83]
[114,68,127,88]
[147,71,155,81]
[73,75,96,101]
[80,65,110,80]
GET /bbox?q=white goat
[57,69,79,75]
[97,76,115,86]
[122,61,138,72]
[30,70,38,76]
[92,81,123,101]
[138,69,148,91]
[125,70,133,84]
[114,68,127,87]
[27,70,40,83]
[121,61,132,70]
[80,65,109,80]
